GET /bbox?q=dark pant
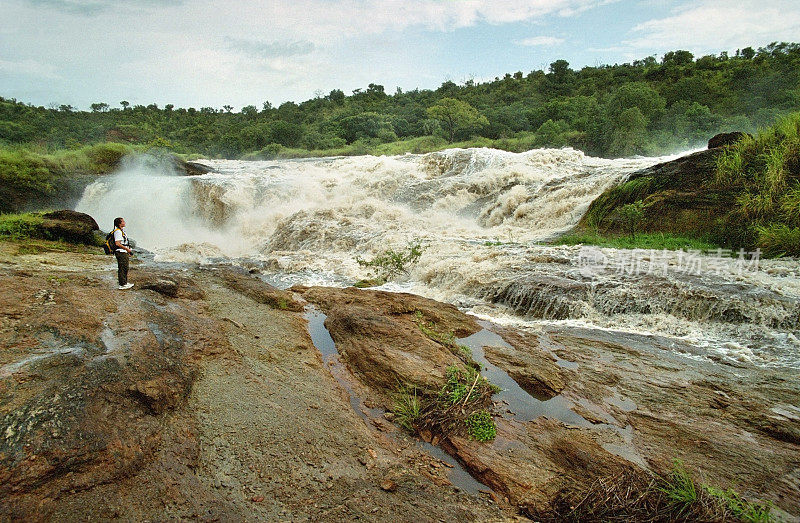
[115,251,129,286]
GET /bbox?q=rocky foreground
[1,240,799,520]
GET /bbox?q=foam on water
[75,148,800,368]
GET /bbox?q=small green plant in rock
[356,242,424,281]
[465,410,496,442]
[392,363,498,444]
[392,384,421,431]
[704,486,773,523]
[658,460,697,515]
[441,366,472,405]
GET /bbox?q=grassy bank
[555,231,719,251]
[0,212,103,251]
[0,142,131,212]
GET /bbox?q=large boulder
[39,210,101,245]
[708,131,751,149]
[173,158,215,176]
[579,148,737,238]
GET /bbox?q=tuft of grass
[393,384,421,431]
[391,364,498,444]
[704,486,773,523]
[658,460,697,515]
[754,223,800,258]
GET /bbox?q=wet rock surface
[304,285,800,518]
[0,261,228,517]
[1,241,798,519]
[0,243,506,520]
[302,286,478,394]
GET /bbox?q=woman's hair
[113,217,123,228]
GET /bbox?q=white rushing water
[76,148,800,368]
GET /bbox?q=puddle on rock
[304,306,489,494]
[461,322,650,468]
[459,323,589,427]
[305,307,382,422]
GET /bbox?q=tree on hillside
[608,107,649,157]
[427,98,488,143]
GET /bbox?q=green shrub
[0,149,54,194]
[618,200,647,239]
[82,142,129,171]
[356,242,424,281]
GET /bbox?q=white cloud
[516,36,565,46]
[226,37,315,59]
[626,0,800,51]
[201,0,620,41]
[24,0,183,15]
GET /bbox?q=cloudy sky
[1,0,799,110]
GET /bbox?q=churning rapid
[76,148,800,368]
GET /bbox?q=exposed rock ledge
[1,242,798,520]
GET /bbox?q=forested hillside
[2,42,799,159]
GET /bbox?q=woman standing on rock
[112,217,134,290]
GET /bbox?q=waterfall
[75,147,800,368]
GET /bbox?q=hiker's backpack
[103,228,120,255]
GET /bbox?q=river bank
[1,238,798,520]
